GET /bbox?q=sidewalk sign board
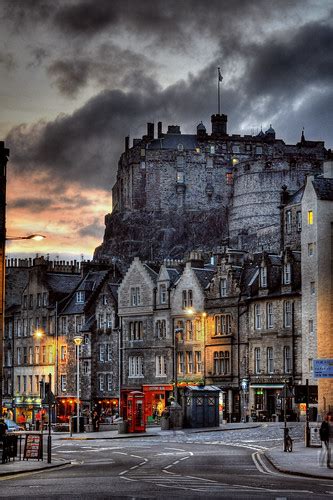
[23,433,43,460]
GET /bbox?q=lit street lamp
[73,334,83,432]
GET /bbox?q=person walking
[320,413,332,468]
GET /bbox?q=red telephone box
[127,391,146,433]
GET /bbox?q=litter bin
[117,420,128,434]
[71,416,85,433]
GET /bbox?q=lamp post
[73,334,83,433]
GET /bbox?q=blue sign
[313,359,333,378]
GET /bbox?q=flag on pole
[218,67,223,82]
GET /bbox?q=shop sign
[24,434,43,460]
[313,359,333,378]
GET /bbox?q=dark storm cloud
[78,221,105,239]
[10,197,52,212]
[0,51,16,71]
[47,43,156,97]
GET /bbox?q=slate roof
[108,283,119,302]
[148,134,198,150]
[286,186,304,205]
[81,314,95,333]
[61,270,109,315]
[143,264,158,284]
[312,177,333,200]
[166,268,180,286]
[46,273,81,295]
[192,268,215,289]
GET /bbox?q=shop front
[93,398,119,422]
[142,385,173,423]
[2,398,14,419]
[250,383,285,421]
[12,395,43,429]
[57,398,77,423]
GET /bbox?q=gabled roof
[312,177,333,200]
[46,273,81,295]
[143,264,158,284]
[192,268,215,290]
[61,270,109,315]
[165,268,180,286]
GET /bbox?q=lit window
[195,351,202,373]
[307,210,313,225]
[178,352,185,374]
[186,351,193,373]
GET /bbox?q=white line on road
[119,470,129,475]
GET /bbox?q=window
[98,374,104,391]
[17,375,21,393]
[48,345,53,364]
[296,211,302,232]
[75,316,82,333]
[29,318,33,336]
[35,346,40,364]
[254,348,261,374]
[42,316,47,331]
[99,344,105,362]
[260,267,267,288]
[285,210,292,234]
[42,346,46,363]
[195,351,202,373]
[283,263,291,285]
[185,320,193,341]
[176,171,185,184]
[226,172,233,185]
[76,291,85,304]
[308,358,313,373]
[60,345,67,362]
[23,347,27,364]
[266,302,274,328]
[102,294,108,305]
[37,293,41,307]
[284,346,292,374]
[214,351,230,375]
[17,347,21,365]
[35,375,39,393]
[61,375,67,392]
[284,301,292,327]
[23,295,27,309]
[98,314,104,329]
[156,355,167,377]
[186,351,193,373]
[129,321,143,340]
[310,282,315,296]
[220,278,227,297]
[61,316,67,334]
[194,319,202,340]
[267,347,274,374]
[178,352,185,374]
[17,320,22,338]
[255,304,261,329]
[42,293,48,307]
[23,319,27,337]
[29,375,33,393]
[29,294,33,308]
[107,374,112,391]
[182,289,193,308]
[256,146,262,155]
[105,344,111,362]
[159,284,167,304]
[155,320,166,338]
[129,356,144,378]
[309,319,314,334]
[308,243,314,256]
[307,210,313,225]
[83,361,89,375]
[130,287,141,306]
[23,375,27,392]
[106,313,112,329]
[214,314,232,335]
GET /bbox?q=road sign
[313,359,333,378]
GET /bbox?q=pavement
[0,423,332,480]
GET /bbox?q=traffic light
[44,382,50,396]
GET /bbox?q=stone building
[244,250,302,421]
[5,257,81,426]
[95,116,327,265]
[301,160,333,414]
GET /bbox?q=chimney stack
[125,136,129,152]
[158,121,163,138]
[147,122,154,140]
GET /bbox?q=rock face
[94,117,327,266]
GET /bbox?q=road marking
[119,470,129,475]
[0,463,74,481]
[179,456,189,461]
[113,451,127,455]
[165,447,185,452]
[130,454,143,458]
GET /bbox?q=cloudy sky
[1,0,333,260]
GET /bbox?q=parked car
[4,419,23,432]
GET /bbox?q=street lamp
[73,334,83,433]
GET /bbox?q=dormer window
[220,278,227,297]
[260,267,267,288]
[159,284,167,304]
[76,291,85,304]
[283,263,291,285]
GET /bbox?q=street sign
[313,359,333,378]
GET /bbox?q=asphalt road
[0,425,332,499]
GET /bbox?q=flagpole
[217,67,221,115]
